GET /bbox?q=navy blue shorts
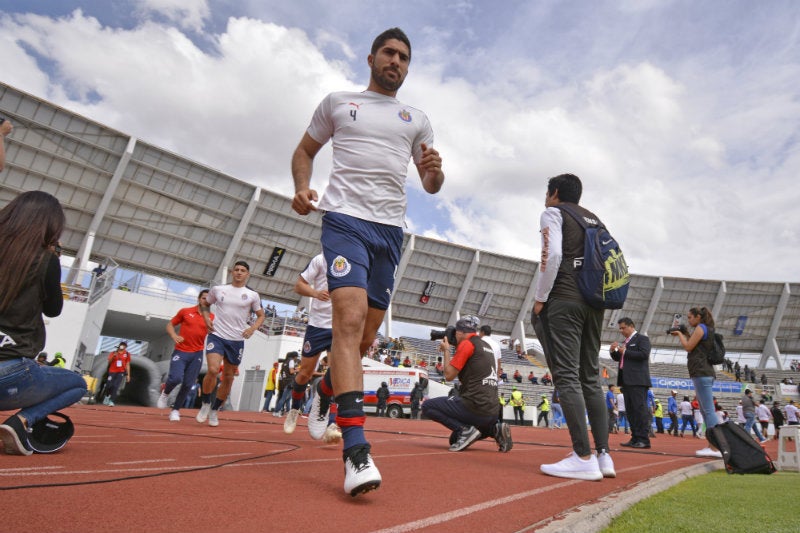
[302,325,332,358]
[205,333,244,366]
[321,211,403,311]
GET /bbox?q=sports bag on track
[706,421,776,475]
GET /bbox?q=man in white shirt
[478,325,502,364]
[291,28,445,497]
[196,261,265,428]
[785,399,799,425]
[283,254,341,445]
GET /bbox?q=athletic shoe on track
[598,450,616,478]
[494,422,513,452]
[343,444,381,497]
[323,423,342,444]
[284,409,301,434]
[449,425,481,452]
[169,410,180,422]
[196,402,211,424]
[208,410,219,427]
[0,415,33,456]
[157,392,169,409]
[540,452,603,481]
[308,392,331,440]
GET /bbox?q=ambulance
[361,357,449,418]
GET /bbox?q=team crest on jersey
[303,340,312,353]
[241,294,248,301]
[398,109,412,123]
[206,341,215,351]
[330,256,351,278]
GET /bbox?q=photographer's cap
[455,315,480,332]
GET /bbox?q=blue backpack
[556,204,630,310]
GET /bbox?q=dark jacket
[376,384,390,404]
[610,332,652,387]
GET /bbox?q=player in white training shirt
[291,28,444,497]
[196,261,265,427]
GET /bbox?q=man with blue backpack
[532,173,630,481]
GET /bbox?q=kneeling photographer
[422,316,512,453]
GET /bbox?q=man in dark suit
[610,317,652,449]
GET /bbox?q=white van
[361,358,449,418]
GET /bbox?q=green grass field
[603,470,798,533]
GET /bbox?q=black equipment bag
[706,421,776,474]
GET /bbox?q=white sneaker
[540,452,603,481]
[597,451,616,478]
[169,410,180,422]
[208,410,219,427]
[343,444,381,497]
[695,447,722,458]
[284,409,301,434]
[307,392,331,441]
[196,402,211,424]
[323,423,342,444]
[157,391,169,409]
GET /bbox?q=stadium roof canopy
[2,82,798,367]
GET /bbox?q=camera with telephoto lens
[430,325,457,345]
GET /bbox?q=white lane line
[199,452,252,459]
[107,459,176,465]
[0,466,64,473]
[370,480,583,533]
[368,457,693,533]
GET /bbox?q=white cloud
[2,4,799,284]
[136,0,210,32]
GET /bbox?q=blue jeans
[262,389,275,411]
[164,350,203,411]
[274,386,292,414]
[691,376,719,428]
[0,358,87,426]
[422,395,498,436]
[744,412,764,440]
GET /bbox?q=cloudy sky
[3,0,799,284]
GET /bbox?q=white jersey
[481,335,502,363]
[616,393,626,412]
[756,403,771,421]
[205,284,262,341]
[307,90,435,227]
[534,207,564,303]
[301,254,332,329]
[785,403,799,423]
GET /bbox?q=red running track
[2,405,761,532]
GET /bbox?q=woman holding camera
[670,306,721,458]
[0,191,87,455]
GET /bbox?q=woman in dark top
[0,191,87,455]
[671,306,721,458]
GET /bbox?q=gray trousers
[532,298,608,457]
